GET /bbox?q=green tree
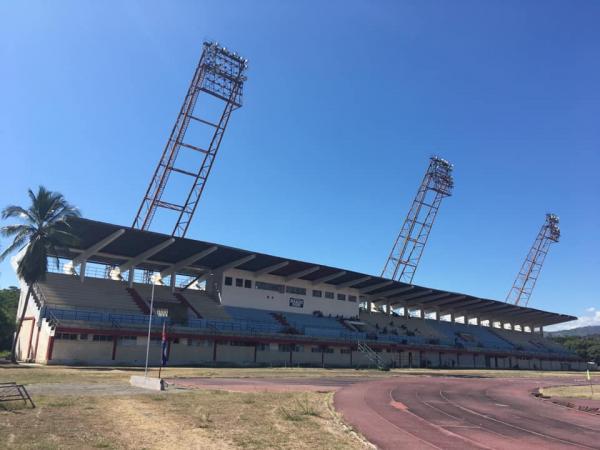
[0,287,20,352]
[0,187,80,362]
[551,335,600,364]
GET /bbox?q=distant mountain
[547,326,600,337]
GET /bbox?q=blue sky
[1,1,598,329]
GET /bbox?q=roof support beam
[432,295,468,308]
[389,290,433,305]
[311,271,346,286]
[467,304,514,315]
[437,299,481,313]
[376,286,414,299]
[285,266,320,282]
[404,292,453,306]
[253,261,289,277]
[372,288,416,304]
[335,276,372,289]
[118,238,175,275]
[72,229,126,267]
[359,281,394,294]
[196,254,257,283]
[159,246,218,279]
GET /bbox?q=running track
[334,376,600,449]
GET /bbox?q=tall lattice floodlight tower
[381,156,454,283]
[133,42,248,237]
[506,213,560,306]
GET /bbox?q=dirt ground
[0,365,596,449]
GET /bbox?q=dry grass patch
[540,384,600,400]
[0,390,366,450]
[1,365,593,388]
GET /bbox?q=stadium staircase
[173,292,203,319]
[357,340,389,371]
[125,287,151,314]
[181,290,230,320]
[270,312,299,334]
[337,318,355,331]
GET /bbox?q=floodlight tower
[506,213,560,306]
[382,156,454,283]
[133,42,248,237]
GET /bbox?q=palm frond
[0,224,34,238]
[0,235,28,261]
[1,205,35,222]
[18,239,48,285]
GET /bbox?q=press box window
[256,281,285,293]
[244,279,252,289]
[348,295,357,302]
[312,290,322,298]
[236,278,244,287]
[286,286,306,296]
[224,277,233,286]
[337,293,346,301]
[55,333,77,340]
[325,291,334,299]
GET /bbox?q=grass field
[1,389,367,449]
[540,384,600,400]
[1,365,595,385]
[0,365,597,449]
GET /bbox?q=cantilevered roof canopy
[55,218,575,327]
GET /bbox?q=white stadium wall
[219,268,360,317]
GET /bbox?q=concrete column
[79,261,86,283]
[387,301,392,316]
[402,306,408,318]
[128,268,135,288]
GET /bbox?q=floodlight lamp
[151,273,161,284]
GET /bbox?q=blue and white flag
[161,321,168,366]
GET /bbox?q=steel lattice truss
[381,156,454,283]
[506,214,560,307]
[133,42,248,237]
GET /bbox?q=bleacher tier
[39,273,143,312]
[178,290,231,320]
[36,274,575,360]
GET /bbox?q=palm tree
[0,186,80,362]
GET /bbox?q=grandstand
[11,217,583,370]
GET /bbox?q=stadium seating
[36,274,574,358]
[433,320,514,350]
[490,328,572,355]
[359,312,448,342]
[177,290,231,320]
[133,283,180,304]
[225,306,280,325]
[38,273,142,312]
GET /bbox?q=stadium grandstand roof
[55,218,575,327]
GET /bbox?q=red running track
[334,376,600,449]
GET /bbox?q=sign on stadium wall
[289,297,304,308]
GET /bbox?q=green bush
[0,287,19,352]
[551,335,600,364]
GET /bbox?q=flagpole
[158,321,166,379]
[144,275,156,378]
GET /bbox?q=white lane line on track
[483,386,600,434]
[439,390,597,450]
[385,389,494,450]
[414,389,512,443]
[358,389,442,450]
